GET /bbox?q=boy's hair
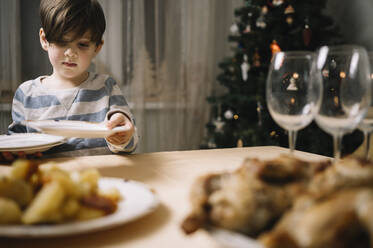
[40,0,105,46]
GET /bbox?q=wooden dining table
[0,146,328,248]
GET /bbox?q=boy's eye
[79,43,90,48]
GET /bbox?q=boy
[4,0,138,159]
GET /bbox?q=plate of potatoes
[0,160,159,237]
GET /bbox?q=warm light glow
[340,71,346,78]
[334,96,339,106]
[233,114,239,120]
[293,72,299,79]
[371,74,373,80]
[290,97,295,104]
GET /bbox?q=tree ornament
[270,40,281,55]
[270,131,277,137]
[241,55,250,81]
[233,114,239,120]
[284,5,295,14]
[256,6,268,29]
[243,24,251,33]
[256,16,266,29]
[322,69,329,78]
[303,24,312,47]
[213,116,225,133]
[286,72,299,91]
[224,109,234,120]
[237,138,243,148]
[253,49,261,67]
[230,23,239,35]
[207,137,217,148]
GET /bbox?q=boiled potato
[9,159,38,181]
[0,176,33,207]
[22,181,65,224]
[74,169,101,197]
[41,168,79,197]
[0,159,119,225]
[0,197,22,224]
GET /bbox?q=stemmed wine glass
[357,51,373,160]
[266,51,321,153]
[314,45,371,160]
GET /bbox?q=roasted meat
[182,154,331,236]
[182,155,373,248]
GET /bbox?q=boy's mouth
[62,62,77,67]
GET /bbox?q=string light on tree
[272,0,284,7]
[286,16,293,25]
[270,40,281,55]
[303,18,312,47]
[257,101,263,126]
[237,138,243,147]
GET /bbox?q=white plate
[0,133,65,154]
[0,178,159,238]
[208,227,264,248]
[22,120,130,138]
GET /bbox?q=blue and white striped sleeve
[104,78,138,153]
[8,87,27,134]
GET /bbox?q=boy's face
[40,29,102,82]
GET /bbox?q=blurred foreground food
[0,159,120,225]
[182,155,373,248]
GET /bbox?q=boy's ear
[94,40,104,55]
[39,28,49,51]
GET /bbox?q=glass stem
[365,132,372,160]
[288,130,297,153]
[333,134,342,160]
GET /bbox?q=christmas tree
[203,0,362,157]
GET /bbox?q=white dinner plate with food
[21,120,130,138]
[0,178,159,238]
[208,227,264,248]
[0,133,65,154]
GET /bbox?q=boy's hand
[0,151,42,163]
[106,113,134,145]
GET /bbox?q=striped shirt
[8,73,138,155]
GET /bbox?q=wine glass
[314,45,371,160]
[266,51,321,153]
[357,51,373,159]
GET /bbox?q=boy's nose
[64,48,77,58]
